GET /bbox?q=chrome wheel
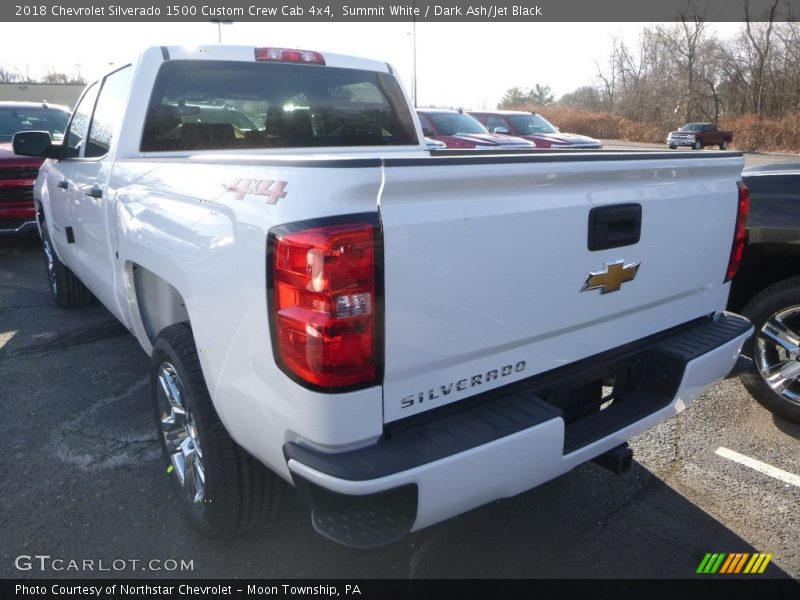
[41,236,58,296]
[754,306,800,406]
[157,362,206,504]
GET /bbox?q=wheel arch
[130,263,191,345]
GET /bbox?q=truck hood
[0,142,44,168]
[436,133,535,149]
[519,132,601,148]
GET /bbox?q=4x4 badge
[582,260,640,294]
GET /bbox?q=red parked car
[417,109,535,149]
[0,102,70,235]
[470,110,602,149]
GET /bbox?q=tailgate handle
[588,204,642,251]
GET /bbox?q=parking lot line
[715,447,800,488]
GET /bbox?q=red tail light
[725,182,750,282]
[255,47,325,65]
[268,216,381,390]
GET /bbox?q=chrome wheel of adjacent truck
[741,277,800,423]
[150,323,282,537]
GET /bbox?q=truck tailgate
[378,152,744,423]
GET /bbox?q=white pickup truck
[15,45,752,548]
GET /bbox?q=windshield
[681,123,706,131]
[426,113,487,135]
[507,114,558,135]
[0,106,70,142]
[141,60,418,151]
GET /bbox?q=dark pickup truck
[667,123,734,150]
[729,162,800,423]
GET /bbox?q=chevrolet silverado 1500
[14,45,752,548]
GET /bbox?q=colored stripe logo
[696,552,772,574]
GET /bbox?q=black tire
[40,220,93,308]
[151,323,282,537]
[668,144,677,149]
[720,139,729,150]
[740,276,800,424]
[693,140,702,150]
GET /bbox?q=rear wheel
[151,323,282,537]
[693,140,702,150]
[720,139,729,150]
[740,277,800,424]
[40,219,93,308]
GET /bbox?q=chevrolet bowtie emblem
[582,260,640,294]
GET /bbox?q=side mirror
[421,127,434,137]
[491,127,509,134]
[13,130,60,158]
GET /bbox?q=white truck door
[46,82,99,266]
[68,66,133,320]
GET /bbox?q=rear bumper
[285,312,752,547]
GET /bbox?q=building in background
[0,83,83,109]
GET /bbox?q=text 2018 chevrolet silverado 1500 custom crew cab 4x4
[15,45,752,548]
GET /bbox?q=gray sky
[0,21,742,109]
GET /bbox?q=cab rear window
[140,60,418,151]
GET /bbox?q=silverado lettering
[401,361,527,408]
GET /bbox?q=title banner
[3,0,798,22]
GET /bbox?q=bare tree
[566,9,800,133]
[654,12,709,123]
[0,66,18,83]
[744,0,780,118]
[559,86,604,111]
[594,36,620,113]
[41,70,71,85]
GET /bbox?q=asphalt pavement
[1,181,799,580]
